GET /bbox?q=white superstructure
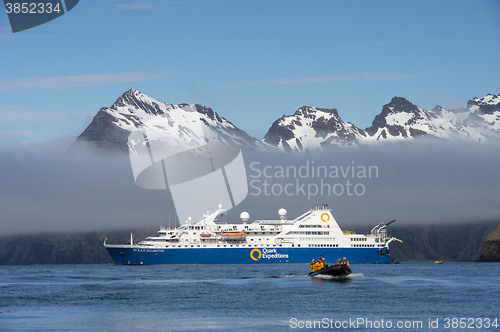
[110,204,401,250]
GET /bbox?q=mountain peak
[120,89,148,100]
[467,93,500,115]
[385,97,420,114]
[293,106,340,118]
[365,97,423,138]
[263,105,364,153]
[71,90,274,154]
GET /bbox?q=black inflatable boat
[308,264,352,277]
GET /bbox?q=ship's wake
[312,272,364,281]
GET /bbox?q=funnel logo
[4,0,79,33]
[321,213,330,222]
[128,104,248,224]
[250,248,262,261]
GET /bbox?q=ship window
[298,244,300,247]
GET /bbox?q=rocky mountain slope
[476,224,500,262]
[0,229,157,265]
[364,95,500,143]
[70,89,275,154]
[262,106,367,153]
[387,221,499,262]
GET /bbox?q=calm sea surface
[0,263,499,331]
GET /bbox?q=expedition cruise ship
[104,205,401,265]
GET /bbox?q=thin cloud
[0,72,168,90]
[115,1,182,10]
[115,3,161,10]
[228,72,423,87]
[0,106,91,123]
[0,129,46,139]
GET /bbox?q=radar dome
[278,208,287,220]
[240,212,250,222]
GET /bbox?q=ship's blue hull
[105,246,392,264]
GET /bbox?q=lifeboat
[434,260,443,264]
[221,230,246,241]
[199,233,212,237]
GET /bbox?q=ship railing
[379,229,388,240]
[275,238,295,245]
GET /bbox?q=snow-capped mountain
[263,106,367,153]
[263,93,500,152]
[72,89,275,154]
[363,94,500,143]
[72,90,500,155]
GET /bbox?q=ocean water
[0,263,499,331]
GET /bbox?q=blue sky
[1,0,499,145]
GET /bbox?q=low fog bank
[238,138,500,228]
[0,138,178,236]
[1,138,499,236]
